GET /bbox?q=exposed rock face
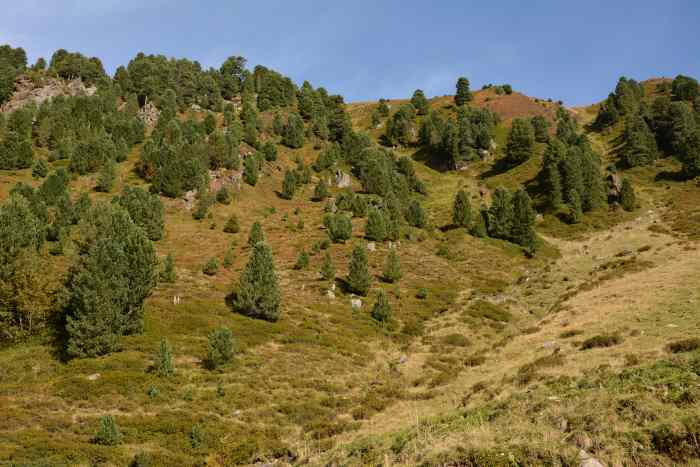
[138,101,160,127]
[1,75,97,113]
[335,169,351,188]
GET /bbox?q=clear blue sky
[3,1,699,106]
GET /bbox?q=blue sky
[2,1,699,105]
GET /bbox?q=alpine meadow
[1,5,700,466]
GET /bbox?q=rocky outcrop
[138,101,160,127]
[335,169,351,188]
[1,75,96,113]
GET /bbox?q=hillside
[0,44,699,467]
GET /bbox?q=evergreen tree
[406,199,427,228]
[282,113,305,148]
[567,188,583,224]
[154,337,174,377]
[114,185,165,241]
[262,141,277,162]
[371,290,391,323]
[622,114,657,167]
[94,415,122,446]
[452,189,472,228]
[411,89,430,115]
[377,98,390,117]
[531,115,550,143]
[672,74,700,101]
[455,77,472,106]
[313,178,329,201]
[203,113,216,134]
[160,254,177,283]
[620,178,636,211]
[96,159,117,193]
[487,187,513,240]
[320,252,335,281]
[202,257,219,276]
[216,186,232,205]
[233,241,281,321]
[206,327,235,369]
[223,214,240,233]
[272,112,285,136]
[510,189,537,254]
[281,170,298,200]
[32,159,48,178]
[351,195,368,217]
[324,213,352,243]
[365,208,387,241]
[540,138,567,209]
[243,155,258,186]
[347,243,371,296]
[470,205,489,238]
[247,221,264,247]
[382,249,402,283]
[505,118,535,167]
[293,249,310,270]
[679,128,700,177]
[65,204,157,357]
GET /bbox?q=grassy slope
[1,85,699,466]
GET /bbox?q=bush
[160,254,177,283]
[216,186,232,204]
[667,338,700,354]
[371,290,391,323]
[294,249,309,270]
[416,288,428,299]
[382,249,402,283]
[580,334,622,350]
[442,333,470,347]
[93,415,122,445]
[320,252,335,281]
[224,214,240,233]
[203,257,220,276]
[32,158,48,178]
[154,337,174,377]
[206,327,235,369]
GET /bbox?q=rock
[398,354,408,364]
[542,340,557,349]
[335,170,351,188]
[138,101,160,127]
[535,213,544,224]
[183,190,197,210]
[330,283,336,291]
[1,75,97,113]
[367,242,376,252]
[326,290,335,300]
[579,449,605,467]
[351,298,362,310]
[87,373,101,381]
[232,410,242,417]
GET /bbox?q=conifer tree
[531,115,550,143]
[487,187,513,240]
[620,178,636,211]
[160,254,177,283]
[406,199,427,228]
[272,112,285,136]
[203,113,216,134]
[680,128,700,177]
[347,243,371,296]
[247,221,264,247]
[96,159,117,193]
[293,249,309,270]
[115,185,165,241]
[32,159,48,178]
[206,327,235,369]
[233,242,281,321]
[283,113,305,148]
[540,139,566,209]
[281,170,298,200]
[455,77,472,106]
[243,155,258,186]
[324,213,352,243]
[313,178,329,201]
[262,141,277,162]
[452,189,472,228]
[567,188,583,223]
[411,89,430,115]
[505,118,535,167]
[510,189,537,254]
[365,207,387,241]
[470,205,489,238]
[224,214,240,233]
[382,249,402,283]
[371,290,391,323]
[154,337,174,377]
[351,195,368,217]
[94,415,122,446]
[320,251,335,281]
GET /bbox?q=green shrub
[154,337,174,377]
[224,214,240,233]
[371,290,391,323]
[93,415,121,445]
[216,186,232,204]
[203,257,220,276]
[667,338,700,354]
[416,288,428,299]
[580,334,622,350]
[466,300,512,322]
[294,249,309,270]
[206,327,235,369]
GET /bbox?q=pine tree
[160,254,177,283]
[679,128,700,177]
[224,214,240,234]
[540,139,566,209]
[154,337,174,377]
[411,89,429,115]
[203,113,216,134]
[283,113,305,148]
[567,188,583,224]
[531,115,550,143]
[94,415,122,446]
[510,189,537,254]
[320,252,335,281]
[487,187,513,240]
[452,189,472,228]
[505,118,535,167]
[347,243,371,296]
[351,195,368,217]
[371,290,391,323]
[205,327,234,369]
[262,141,277,162]
[455,77,472,106]
[202,257,219,276]
[470,205,489,238]
[32,158,48,178]
[313,178,329,201]
[365,208,387,241]
[272,112,284,136]
[620,178,636,211]
[294,249,310,270]
[96,159,117,193]
[281,170,298,200]
[324,213,352,243]
[247,221,264,247]
[233,241,280,322]
[243,155,258,186]
[406,199,427,228]
[115,185,165,241]
[216,186,232,205]
[382,249,402,283]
